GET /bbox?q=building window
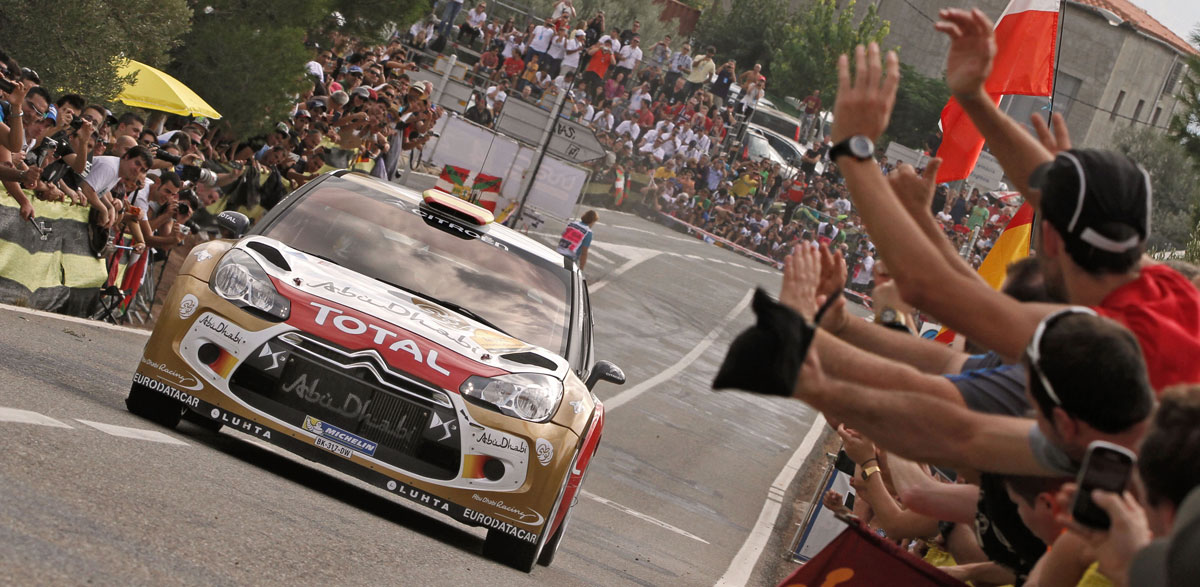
[1131,99,1145,124]
[1052,73,1082,120]
[1165,61,1185,95]
[1110,90,1126,121]
[1152,106,1163,127]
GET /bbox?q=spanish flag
[934,203,1033,344]
[935,0,1060,183]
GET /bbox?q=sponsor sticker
[412,299,472,331]
[140,357,203,391]
[302,415,378,457]
[569,400,584,414]
[208,407,273,440]
[133,372,201,407]
[471,493,545,526]
[194,250,212,262]
[462,508,539,544]
[198,314,249,346]
[307,301,453,376]
[476,431,528,454]
[179,294,199,319]
[535,438,554,466]
[383,478,453,513]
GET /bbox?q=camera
[24,136,71,167]
[155,150,182,165]
[0,78,14,93]
[177,202,191,217]
[180,164,218,187]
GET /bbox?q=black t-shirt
[711,69,735,97]
[975,473,1047,584]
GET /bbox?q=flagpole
[1049,0,1066,114]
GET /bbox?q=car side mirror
[585,360,625,390]
[216,211,250,239]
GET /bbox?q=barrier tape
[657,213,784,270]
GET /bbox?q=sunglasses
[24,99,46,120]
[1025,307,1098,407]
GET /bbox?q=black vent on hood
[500,352,557,371]
[246,241,291,271]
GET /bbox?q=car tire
[536,507,572,567]
[482,528,540,573]
[182,409,224,432]
[125,383,184,428]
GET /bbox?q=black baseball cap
[1030,148,1150,255]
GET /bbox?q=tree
[1111,125,1200,251]
[693,0,788,76]
[885,64,949,150]
[1169,27,1200,160]
[169,0,333,138]
[0,0,191,103]
[331,0,431,43]
[771,0,889,103]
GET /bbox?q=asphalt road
[0,210,834,586]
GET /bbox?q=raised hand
[831,42,900,143]
[780,245,821,321]
[887,158,941,219]
[1031,111,1072,154]
[816,246,850,333]
[935,8,996,101]
[836,424,877,465]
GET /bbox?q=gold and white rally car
[127,171,624,571]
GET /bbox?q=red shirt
[637,108,655,129]
[1094,264,1200,392]
[785,183,805,203]
[503,56,525,78]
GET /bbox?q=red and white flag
[935,0,1060,183]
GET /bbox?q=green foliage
[170,0,329,138]
[885,64,949,150]
[0,0,191,103]
[771,0,890,102]
[693,0,788,75]
[1186,220,1200,264]
[1169,27,1200,160]
[1112,125,1200,251]
[331,0,431,43]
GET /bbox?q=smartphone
[1070,440,1137,530]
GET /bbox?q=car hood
[236,236,570,379]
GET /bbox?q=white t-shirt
[528,25,554,52]
[562,39,583,68]
[551,1,576,21]
[617,45,643,69]
[84,155,122,196]
[547,34,567,60]
[592,112,615,132]
[853,255,875,284]
[465,8,487,28]
[615,119,640,141]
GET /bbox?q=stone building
[862,0,1196,148]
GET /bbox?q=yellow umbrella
[116,59,222,119]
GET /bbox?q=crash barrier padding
[0,191,109,313]
[657,212,784,269]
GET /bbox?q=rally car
[126,171,625,571]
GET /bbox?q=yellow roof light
[422,189,495,226]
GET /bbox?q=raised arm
[935,8,1054,204]
[830,43,1055,360]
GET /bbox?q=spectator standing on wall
[683,46,717,98]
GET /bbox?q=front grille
[229,332,461,479]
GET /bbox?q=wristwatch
[829,135,874,162]
[861,465,881,481]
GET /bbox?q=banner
[778,519,965,587]
[0,192,107,314]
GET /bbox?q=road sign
[495,97,552,146]
[547,119,604,163]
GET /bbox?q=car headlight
[209,248,290,321]
[460,373,564,422]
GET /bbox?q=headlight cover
[209,248,290,321]
[460,373,564,422]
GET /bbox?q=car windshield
[259,175,573,356]
[747,135,784,166]
[750,109,802,142]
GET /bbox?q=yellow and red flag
[935,0,1060,183]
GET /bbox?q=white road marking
[588,244,663,294]
[715,414,827,587]
[602,288,754,411]
[582,490,710,544]
[76,419,190,446]
[0,303,151,336]
[0,407,74,428]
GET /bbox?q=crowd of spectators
[771,9,1200,587]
